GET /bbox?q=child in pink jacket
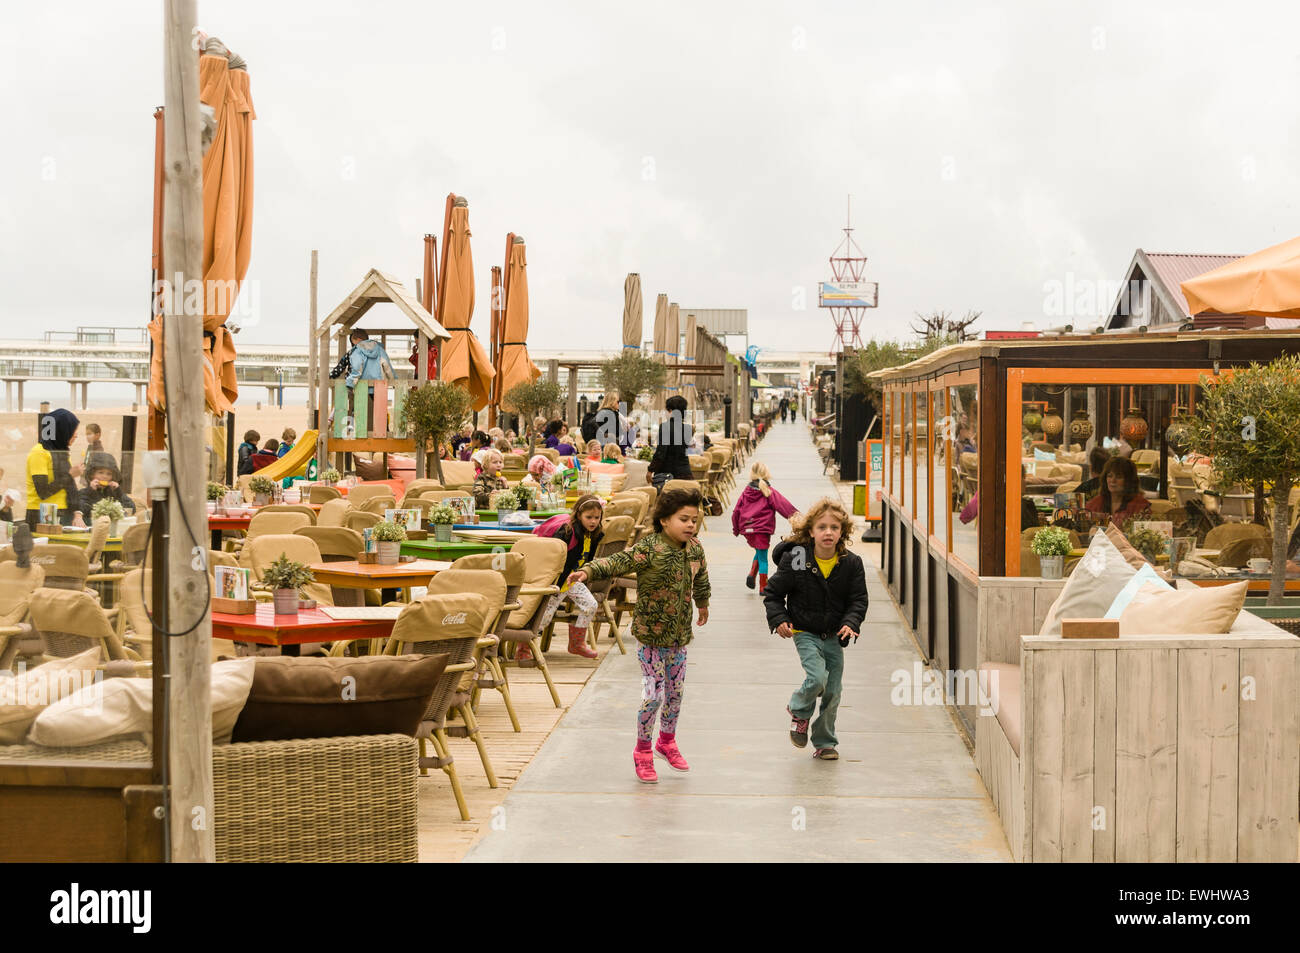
[731,461,798,593]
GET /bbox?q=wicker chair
[294,526,364,561]
[244,535,332,608]
[417,488,475,505]
[29,587,140,674]
[346,484,395,508]
[399,480,442,508]
[384,591,493,820]
[0,558,44,669]
[117,522,150,568]
[343,510,380,534]
[359,495,397,516]
[241,511,312,555]
[257,503,317,524]
[307,484,342,504]
[497,536,566,707]
[316,498,350,527]
[449,552,525,732]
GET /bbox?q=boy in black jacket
[763,497,867,760]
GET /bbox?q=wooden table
[307,558,452,591]
[211,603,396,655]
[37,532,124,553]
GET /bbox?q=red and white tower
[819,196,878,353]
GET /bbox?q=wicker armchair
[0,558,44,669]
[308,484,342,504]
[384,592,493,820]
[543,515,633,656]
[449,552,525,732]
[28,587,141,675]
[497,536,567,708]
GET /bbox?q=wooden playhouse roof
[317,268,450,341]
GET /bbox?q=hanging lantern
[1041,407,1063,439]
[1165,409,1193,456]
[1120,406,1149,444]
[1068,408,1093,443]
[1022,405,1043,432]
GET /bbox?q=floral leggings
[637,644,688,742]
[538,582,598,631]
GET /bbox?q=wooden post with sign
[162,0,215,862]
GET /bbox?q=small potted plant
[637,446,654,462]
[249,476,276,506]
[372,519,408,564]
[1030,526,1073,579]
[206,482,226,513]
[428,503,457,542]
[320,467,341,485]
[261,553,315,616]
[514,482,539,512]
[490,488,517,524]
[1123,521,1167,566]
[91,498,125,536]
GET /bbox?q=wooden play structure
[312,269,450,475]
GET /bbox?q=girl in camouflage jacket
[570,486,710,784]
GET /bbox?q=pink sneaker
[655,737,690,772]
[633,748,658,783]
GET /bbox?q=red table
[211,603,395,655]
[208,504,323,550]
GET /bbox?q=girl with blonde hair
[730,460,798,593]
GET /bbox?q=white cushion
[29,658,256,747]
[0,648,101,744]
[1038,530,1136,636]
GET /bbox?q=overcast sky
[2,0,1298,358]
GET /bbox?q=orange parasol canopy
[148,42,254,416]
[497,233,541,412]
[436,194,495,410]
[1181,235,1300,318]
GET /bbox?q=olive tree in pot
[1030,526,1072,579]
[428,503,457,542]
[1189,355,1300,605]
[249,476,276,506]
[503,378,564,454]
[399,381,474,483]
[372,519,408,564]
[262,553,315,616]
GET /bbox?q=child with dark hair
[570,486,710,783]
[763,497,868,760]
[523,494,606,662]
[78,453,136,523]
[237,430,260,476]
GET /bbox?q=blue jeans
[789,631,843,749]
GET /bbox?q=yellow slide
[252,429,318,482]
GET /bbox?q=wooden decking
[417,639,618,862]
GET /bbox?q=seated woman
[543,419,577,456]
[1073,446,1113,499]
[1084,455,1151,526]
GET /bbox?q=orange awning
[1181,235,1300,318]
[148,46,254,416]
[497,233,540,411]
[436,194,495,410]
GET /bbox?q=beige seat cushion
[0,647,101,743]
[29,657,256,747]
[1038,530,1136,635]
[1118,581,1247,636]
[978,662,1021,757]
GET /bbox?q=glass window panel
[891,391,903,505]
[915,391,928,529]
[902,390,914,513]
[950,383,979,569]
[931,388,946,539]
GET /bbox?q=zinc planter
[254,493,269,507]
[497,508,515,525]
[433,523,453,542]
[1039,556,1064,580]
[377,541,400,565]
[273,589,299,615]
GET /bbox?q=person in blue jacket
[343,329,394,432]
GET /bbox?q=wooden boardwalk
[417,641,618,862]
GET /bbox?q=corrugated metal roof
[1143,253,1243,318]
[680,309,747,335]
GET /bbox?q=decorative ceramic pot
[1120,407,1148,443]
[1039,556,1064,580]
[1022,407,1043,432]
[1041,408,1063,439]
[433,522,453,542]
[1068,409,1093,443]
[377,541,400,565]
[273,589,299,615]
[1165,412,1193,456]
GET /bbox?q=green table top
[399,539,504,558]
[474,509,566,519]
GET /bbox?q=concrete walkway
[466,420,1010,862]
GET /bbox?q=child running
[731,461,798,593]
[762,498,867,761]
[569,486,710,783]
[520,494,605,661]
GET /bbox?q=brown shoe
[813,748,839,761]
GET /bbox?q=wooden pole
[162,0,214,862]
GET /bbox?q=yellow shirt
[816,554,839,579]
[26,444,67,513]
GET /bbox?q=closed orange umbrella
[497,233,541,412]
[436,194,495,410]
[1181,235,1300,318]
[147,39,253,416]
